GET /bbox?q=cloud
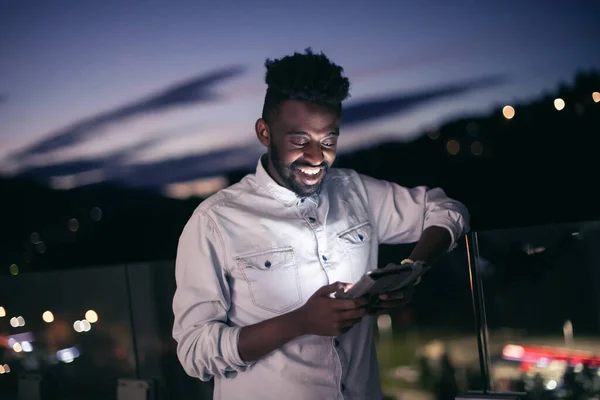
[14,74,507,189]
[10,65,245,160]
[18,135,163,180]
[342,74,507,126]
[111,142,263,188]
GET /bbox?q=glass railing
[465,220,600,400]
[1,221,598,400]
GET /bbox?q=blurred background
[1,0,599,399]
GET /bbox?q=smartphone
[335,262,428,299]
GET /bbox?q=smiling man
[172,48,470,400]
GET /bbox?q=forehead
[272,100,340,134]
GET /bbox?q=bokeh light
[471,141,484,156]
[90,206,103,221]
[68,218,79,232]
[593,92,600,103]
[0,306,6,317]
[12,343,22,353]
[43,311,55,323]
[502,105,515,119]
[81,319,92,332]
[446,140,460,155]
[10,317,18,327]
[427,130,440,140]
[17,316,25,327]
[554,98,565,111]
[85,310,98,323]
[9,264,19,275]
[30,232,40,244]
[35,241,46,254]
[73,320,83,333]
[21,341,33,352]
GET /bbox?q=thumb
[314,281,346,296]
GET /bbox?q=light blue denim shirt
[172,156,470,400]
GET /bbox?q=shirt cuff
[224,326,254,370]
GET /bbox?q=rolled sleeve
[357,173,470,249]
[172,210,253,381]
[422,188,470,250]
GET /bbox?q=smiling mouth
[295,166,324,185]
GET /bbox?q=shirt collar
[255,155,320,207]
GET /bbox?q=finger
[340,307,368,320]
[334,298,368,310]
[315,281,347,296]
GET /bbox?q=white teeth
[299,168,320,175]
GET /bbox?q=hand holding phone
[334,261,429,300]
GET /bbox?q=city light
[9,317,18,328]
[9,264,19,275]
[593,92,600,103]
[73,320,83,333]
[68,218,79,232]
[427,130,440,140]
[90,206,103,221]
[42,311,54,323]
[471,141,484,156]
[0,364,9,374]
[0,306,5,317]
[85,310,98,323]
[502,105,515,119]
[30,232,40,244]
[81,319,92,332]
[554,98,565,111]
[12,343,22,353]
[446,140,460,155]
[17,316,25,327]
[35,241,46,254]
[57,347,80,363]
[21,341,33,352]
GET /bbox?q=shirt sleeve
[172,209,253,381]
[357,173,470,250]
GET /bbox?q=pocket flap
[235,247,295,271]
[338,222,373,246]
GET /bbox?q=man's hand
[293,282,369,336]
[371,285,416,315]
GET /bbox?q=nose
[303,142,324,166]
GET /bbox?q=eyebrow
[286,130,339,136]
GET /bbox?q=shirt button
[309,217,316,223]
[300,198,305,203]
[322,255,327,261]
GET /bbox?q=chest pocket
[337,222,374,282]
[236,247,302,314]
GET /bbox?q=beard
[268,142,329,197]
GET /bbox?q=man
[172,48,470,400]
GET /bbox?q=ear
[255,118,270,148]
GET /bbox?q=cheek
[325,150,337,164]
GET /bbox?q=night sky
[1,0,598,192]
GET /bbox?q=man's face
[256,100,340,197]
